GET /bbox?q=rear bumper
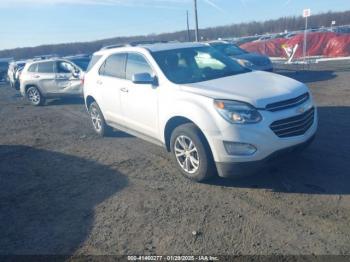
[215,134,315,178]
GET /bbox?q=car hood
[182,71,308,108]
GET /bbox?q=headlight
[214,100,262,124]
[236,59,254,68]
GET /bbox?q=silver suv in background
[20,59,84,106]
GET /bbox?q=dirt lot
[0,62,350,256]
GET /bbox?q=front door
[121,53,159,138]
[55,61,82,95]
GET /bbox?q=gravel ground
[0,62,350,256]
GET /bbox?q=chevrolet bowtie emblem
[297,107,306,114]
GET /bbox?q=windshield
[68,58,91,71]
[211,43,247,56]
[152,46,250,84]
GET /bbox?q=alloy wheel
[90,105,102,132]
[27,88,40,104]
[174,135,200,174]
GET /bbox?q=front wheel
[170,123,215,182]
[88,101,112,137]
[26,86,45,106]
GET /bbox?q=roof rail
[64,53,91,57]
[100,40,173,50]
[100,44,130,50]
[129,40,169,46]
[32,54,60,61]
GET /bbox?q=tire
[170,123,215,182]
[26,86,45,106]
[14,81,20,90]
[88,101,112,137]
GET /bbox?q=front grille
[270,107,315,138]
[266,93,309,112]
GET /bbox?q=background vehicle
[208,41,273,71]
[8,60,26,89]
[20,59,84,106]
[0,59,11,84]
[84,42,317,182]
[64,54,91,72]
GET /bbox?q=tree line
[1,10,349,60]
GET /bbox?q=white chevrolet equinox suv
[84,42,317,181]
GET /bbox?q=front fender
[159,96,223,160]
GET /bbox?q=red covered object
[240,32,350,58]
[324,34,350,57]
[284,32,337,58]
[240,38,287,57]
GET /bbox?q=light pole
[186,10,191,42]
[303,15,308,63]
[194,0,199,42]
[302,9,311,65]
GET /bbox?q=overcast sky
[0,0,349,50]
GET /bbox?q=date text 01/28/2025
[127,255,219,261]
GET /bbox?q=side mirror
[72,69,80,78]
[132,73,156,85]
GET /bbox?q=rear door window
[99,53,126,79]
[37,62,55,73]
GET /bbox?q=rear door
[35,61,56,93]
[97,53,128,124]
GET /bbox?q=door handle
[120,87,129,93]
[56,75,68,80]
[96,80,103,85]
[33,75,40,78]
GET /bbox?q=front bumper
[204,101,318,177]
[216,134,315,178]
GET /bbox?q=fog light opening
[224,142,257,156]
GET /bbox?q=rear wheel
[170,123,215,182]
[89,101,112,136]
[14,80,20,90]
[26,86,45,106]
